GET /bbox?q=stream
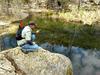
[41,43,100,75]
[0,35,100,75]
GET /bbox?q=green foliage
[74,25,100,49]
[31,17,69,45]
[37,17,100,49]
[24,15,100,49]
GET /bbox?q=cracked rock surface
[0,47,73,75]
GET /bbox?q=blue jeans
[31,34,35,41]
[21,34,41,52]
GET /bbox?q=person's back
[17,25,32,46]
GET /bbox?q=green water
[19,15,100,50]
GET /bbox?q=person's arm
[36,30,40,34]
[32,30,40,36]
[25,31,33,45]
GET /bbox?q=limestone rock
[0,47,73,75]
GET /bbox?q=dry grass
[58,9,100,25]
[7,24,18,34]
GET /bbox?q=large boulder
[0,47,73,75]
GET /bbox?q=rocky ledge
[0,47,73,75]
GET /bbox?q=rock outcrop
[41,43,100,75]
[0,47,73,75]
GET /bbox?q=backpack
[16,21,24,40]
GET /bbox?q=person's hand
[36,30,40,34]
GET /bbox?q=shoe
[21,49,29,54]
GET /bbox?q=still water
[0,36,100,75]
[41,43,100,75]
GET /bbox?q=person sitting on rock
[16,21,41,53]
